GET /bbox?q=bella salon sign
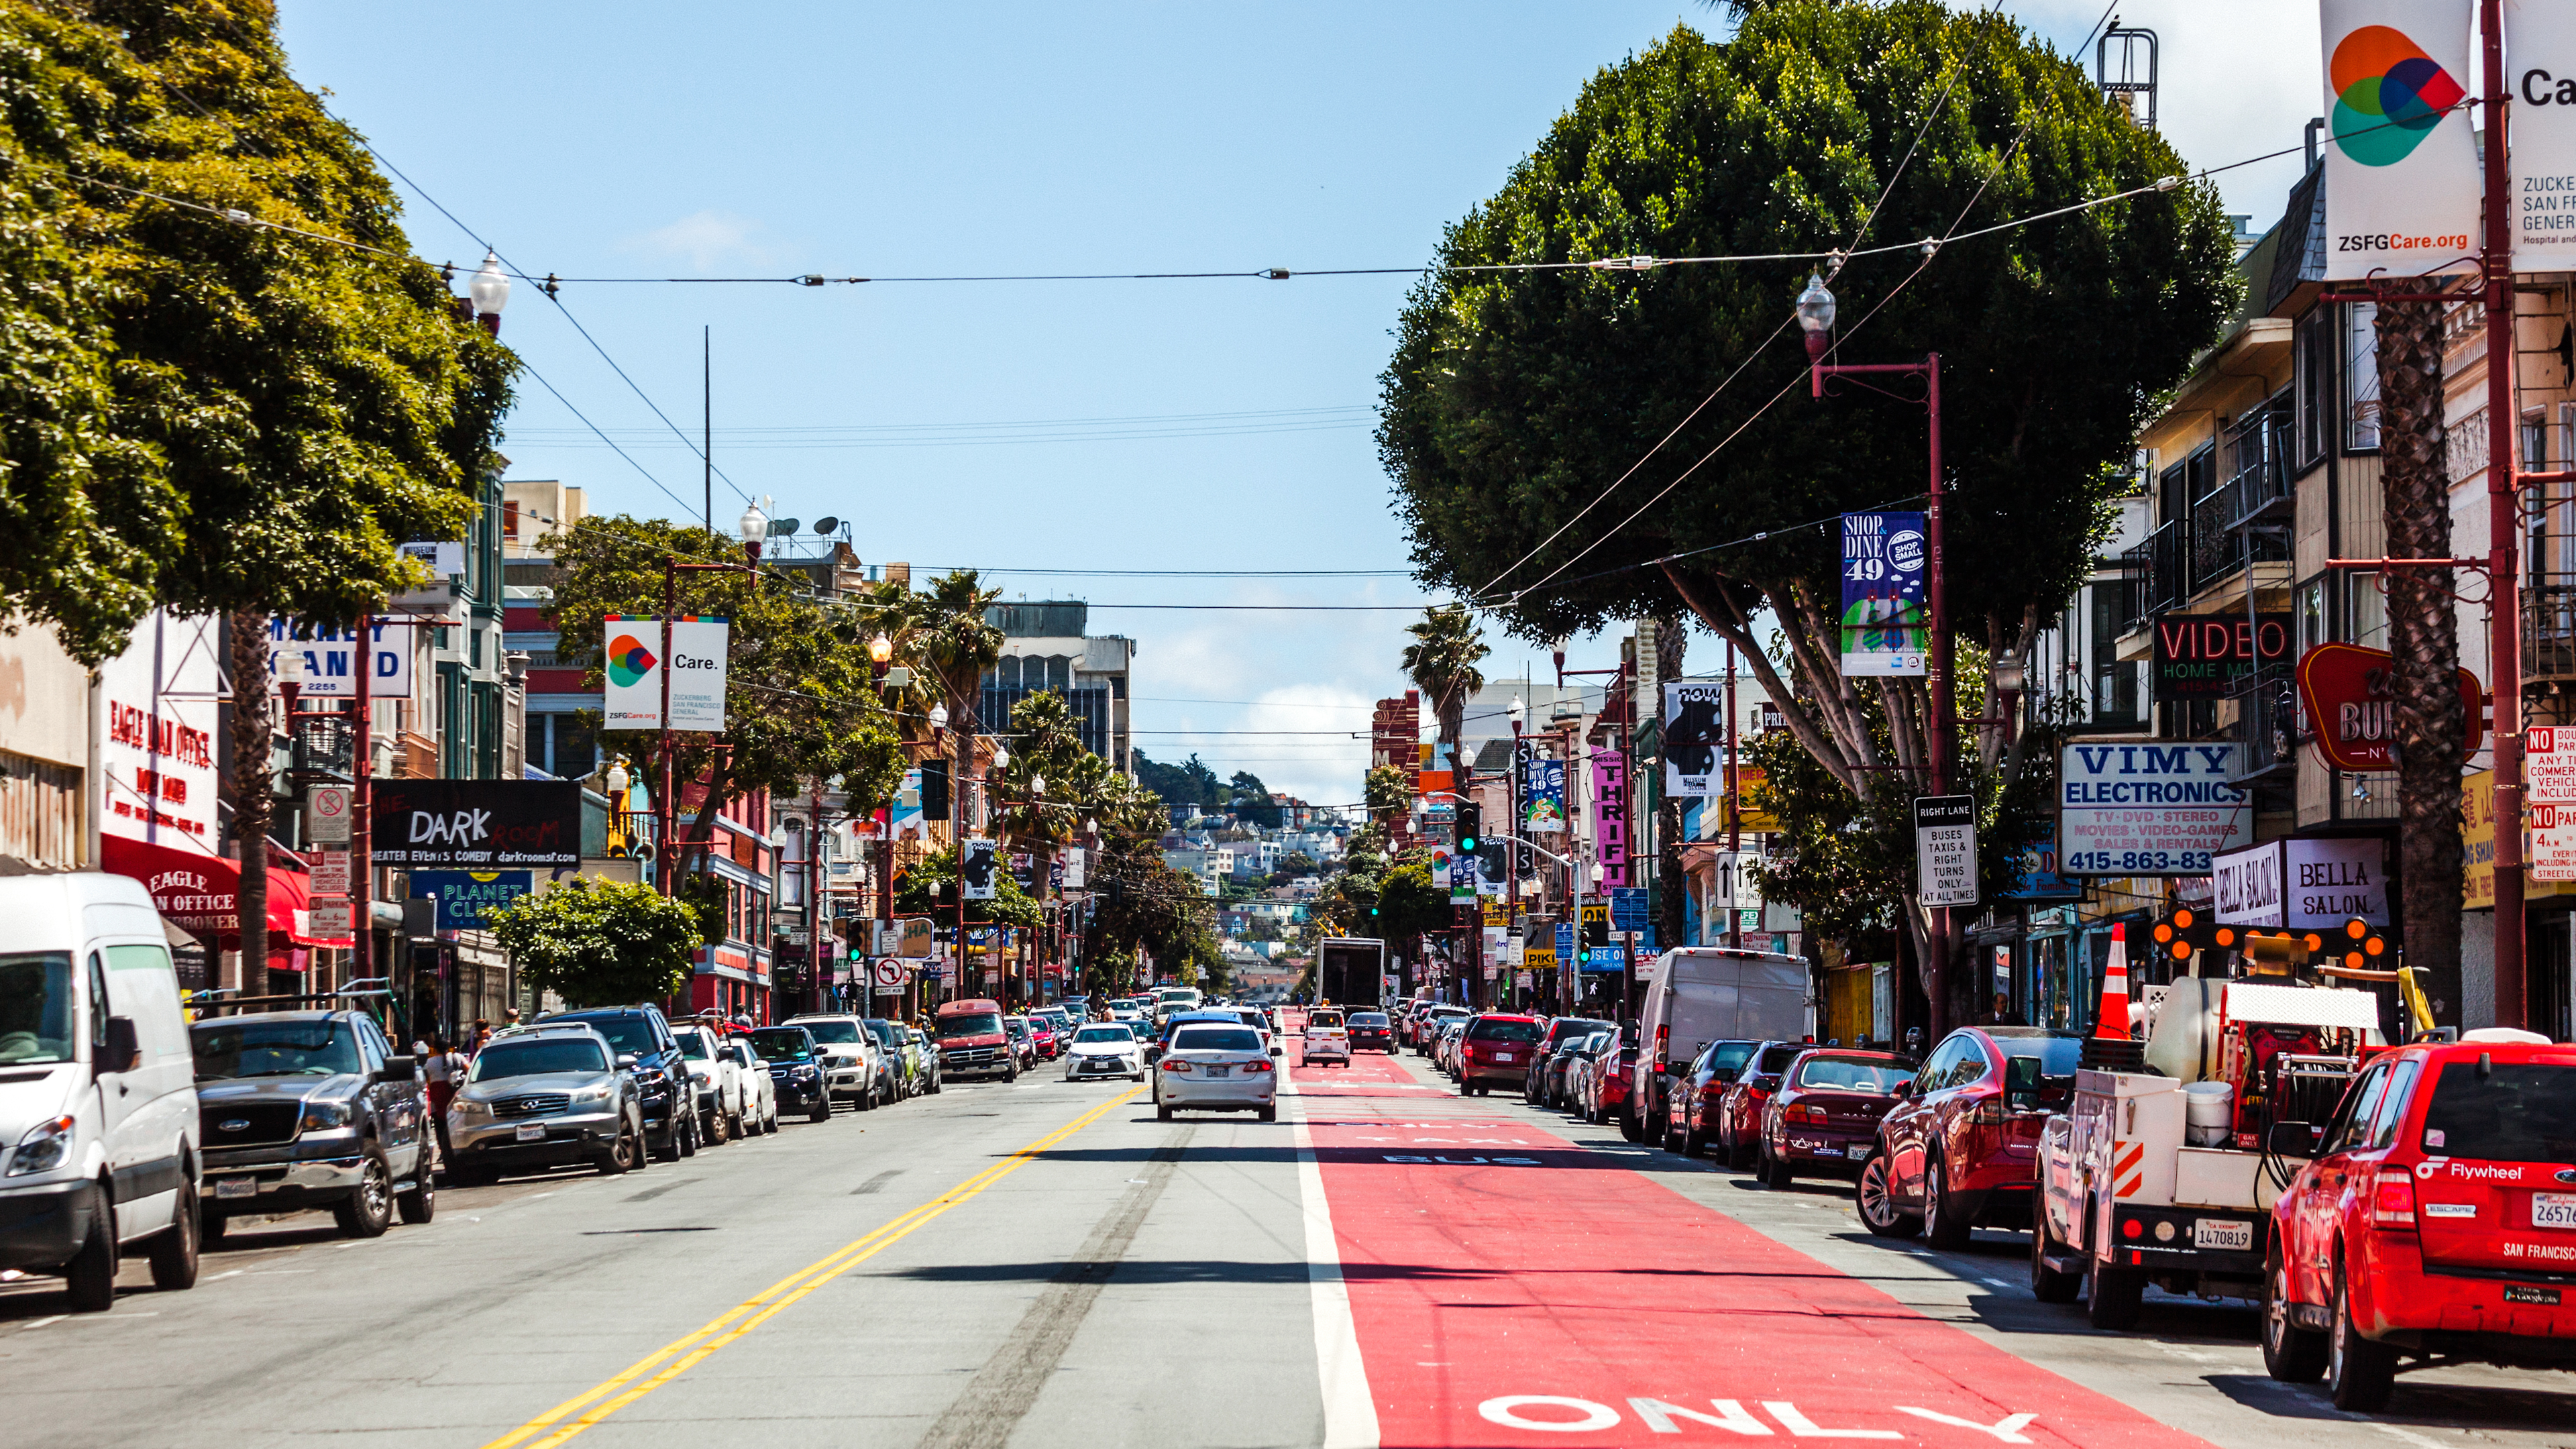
[2212,837,2392,930]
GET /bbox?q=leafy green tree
[1227,770,1281,828]
[544,515,904,874]
[1081,838,1218,995]
[1378,5,2235,1026]
[894,843,1043,930]
[1364,764,1412,830]
[486,877,701,1009]
[0,0,514,663]
[1402,606,1489,771]
[1133,750,1224,814]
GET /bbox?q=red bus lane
[1288,1058,2219,1449]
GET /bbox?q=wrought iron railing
[2222,410,2295,529]
[2527,580,2576,683]
[2122,518,2192,625]
[2231,663,2301,779]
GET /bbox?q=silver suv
[782,1014,885,1112]
[444,1024,647,1184]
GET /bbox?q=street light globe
[1030,774,1046,796]
[469,251,511,326]
[1795,272,1837,335]
[1992,653,2026,695]
[868,633,894,664]
[737,499,768,547]
[1507,694,1525,729]
[992,746,1010,769]
[274,648,305,684]
[928,702,950,731]
[605,758,631,793]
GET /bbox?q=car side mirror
[380,1054,419,1083]
[1270,1045,1284,1057]
[616,1053,639,1071]
[1144,1045,1163,1063]
[97,1015,140,1074]
[2265,1120,2318,1159]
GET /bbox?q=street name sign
[1912,795,1979,909]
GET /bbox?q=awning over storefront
[100,834,352,951]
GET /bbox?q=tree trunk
[227,610,272,995]
[2376,286,2465,1024]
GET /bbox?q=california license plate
[2193,1218,2253,1250]
[2532,1193,2576,1230]
[1495,1053,1516,1063]
[214,1177,256,1200]
[1846,1144,1871,1161]
[515,1123,547,1142]
[1205,1066,1230,1078]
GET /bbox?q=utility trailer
[2033,943,2389,1328]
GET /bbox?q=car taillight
[1242,1060,1275,1074]
[2371,1167,2418,1230]
[1655,1024,1668,1065]
[1161,1059,1193,1073]
[1786,1104,1827,1126]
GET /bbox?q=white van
[0,873,201,1309]
[1629,947,1811,1142]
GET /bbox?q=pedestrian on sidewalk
[419,1034,467,1157]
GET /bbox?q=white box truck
[1627,947,1811,1144]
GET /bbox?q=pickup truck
[192,1008,433,1242]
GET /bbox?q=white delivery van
[0,873,202,1309]
[1629,947,1811,1142]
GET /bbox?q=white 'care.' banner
[601,615,730,731]
[2321,0,2479,280]
[2512,0,2576,268]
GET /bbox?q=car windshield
[2419,1061,2576,1163]
[1709,1042,1756,1074]
[939,1013,1004,1039]
[471,1038,608,1080]
[1308,1012,1344,1028]
[1754,1042,1805,1076]
[1351,1014,1389,1026]
[867,1021,900,1044]
[674,1034,712,1060]
[1795,1057,1913,1093]
[191,1020,363,1079]
[1073,1026,1134,1044]
[1173,1027,1261,1053]
[798,1020,863,1044]
[1468,1018,1542,1042]
[1993,1036,2085,1077]
[0,952,74,1065]
[554,1014,657,1054]
[749,1029,812,1061]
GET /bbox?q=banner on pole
[601,616,729,731]
[2512,0,2576,270]
[1523,756,1566,834]
[2319,0,2479,281]
[1661,682,1726,797]
[961,838,997,899]
[1591,749,1629,888]
[1839,513,1927,677]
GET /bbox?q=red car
[2261,1033,2576,1411]
[1707,1040,1807,1168]
[1456,1014,1543,1095]
[1860,1026,2082,1248]
[1755,1049,1916,1187]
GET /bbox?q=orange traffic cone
[2094,924,2133,1041]
[2081,924,2145,1072]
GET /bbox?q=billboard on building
[2151,614,2290,700]
[371,780,581,867]
[268,616,413,700]
[2319,0,2478,281]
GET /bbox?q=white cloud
[627,209,775,270]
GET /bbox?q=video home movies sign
[371,780,581,868]
[2150,613,2290,700]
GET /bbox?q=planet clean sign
[2059,743,2254,876]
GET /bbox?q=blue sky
[278,1,2314,807]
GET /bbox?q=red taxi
[2261,1032,2576,1411]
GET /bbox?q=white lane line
[1285,1070,1381,1449]
[15,1315,64,1332]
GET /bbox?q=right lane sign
[1913,794,1980,909]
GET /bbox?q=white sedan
[1064,1023,1145,1082]
[722,1036,778,1133]
[1152,1023,1279,1122]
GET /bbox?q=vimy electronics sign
[2058,743,2254,877]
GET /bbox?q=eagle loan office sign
[2151,614,2290,700]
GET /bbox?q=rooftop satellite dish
[813,515,840,534]
[768,517,801,537]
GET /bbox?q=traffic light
[1455,803,1482,854]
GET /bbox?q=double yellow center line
[480,1088,1138,1449]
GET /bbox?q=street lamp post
[1796,273,1957,1037]
[1507,694,1525,1009]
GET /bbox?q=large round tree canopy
[1379,4,2239,647]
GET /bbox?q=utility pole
[2481,0,2528,1030]
[702,327,712,537]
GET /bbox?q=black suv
[540,1006,700,1160]
[751,1026,831,1122]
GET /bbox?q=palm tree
[1401,605,1489,772]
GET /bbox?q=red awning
[100,834,351,951]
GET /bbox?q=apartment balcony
[2229,663,2301,782]
[2528,578,2576,686]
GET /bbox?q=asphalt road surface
[3,1035,2571,1449]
